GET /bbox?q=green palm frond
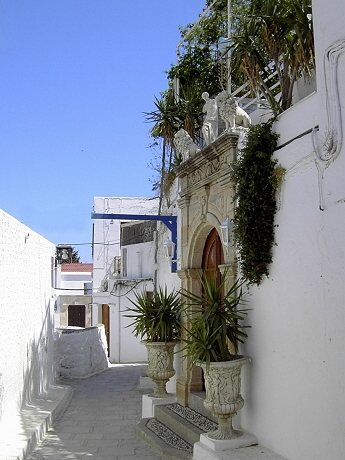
[181,272,250,367]
[125,286,182,342]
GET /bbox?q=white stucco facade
[240,95,345,460]
[92,197,159,293]
[236,3,345,459]
[55,325,109,379]
[158,2,345,459]
[0,209,56,451]
[54,263,93,328]
[92,196,179,363]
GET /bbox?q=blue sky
[0,0,205,261]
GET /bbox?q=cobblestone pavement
[27,364,165,460]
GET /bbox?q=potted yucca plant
[125,286,182,398]
[182,272,250,440]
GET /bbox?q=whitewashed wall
[57,269,92,294]
[106,239,155,363]
[108,277,155,363]
[55,325,109,379]
[0,209,56,439]
[92,196,159,293]
[92,197,160,363]
[240,3,345,459]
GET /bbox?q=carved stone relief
[312,38,345,210]
[186,156,223,189]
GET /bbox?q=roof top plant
[146,0,313,209]
[230,0,314,114]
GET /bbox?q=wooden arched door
[202,228,224,285]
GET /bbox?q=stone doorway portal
[175,132,238,406]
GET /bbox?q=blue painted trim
[91,213,177,272]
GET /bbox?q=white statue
[216,90,251,131]
[174,128,200,162]
[202,92,218,145]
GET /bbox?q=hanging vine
[231,121,280,285]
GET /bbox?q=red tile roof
[61,263,93,272]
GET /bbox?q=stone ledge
[142,393,177,419]
[193,442,288,460]
[0,384,73,460]
[200,431,257,451]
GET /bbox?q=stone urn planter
[145,341,177,397]
[201,357,249,439]
[124,286,182,398]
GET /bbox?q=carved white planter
[144,341,177,398]
[201,357,249,440]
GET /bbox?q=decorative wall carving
[175,133,236,196]
[312,38,345,210]
[187,156,222,189]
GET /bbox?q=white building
[54,262,93,329]
[156,2,345,460]
[91,196,179,363]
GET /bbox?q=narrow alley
[26,365,165,460]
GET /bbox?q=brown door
[202,228,224,284]
[68,305,85,327]
[102,304,110,356]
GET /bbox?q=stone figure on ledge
[202,92,218,145]
[174,128,200,163]
[216,90,251,131]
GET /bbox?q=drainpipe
[153,230,158,291]
[117,294,121,363]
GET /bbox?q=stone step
[137,394,286,460]
[188,391,217,423]
[136,417,193,460]
[155,403,218,445]
[136,400,218,459]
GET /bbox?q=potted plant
[125,286,182,398]
[182,272,250,440]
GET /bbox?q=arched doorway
[202,228,224,284]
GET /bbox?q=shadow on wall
[21,301,55,407]
[0,300,57,458]
[54,324,110,379]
